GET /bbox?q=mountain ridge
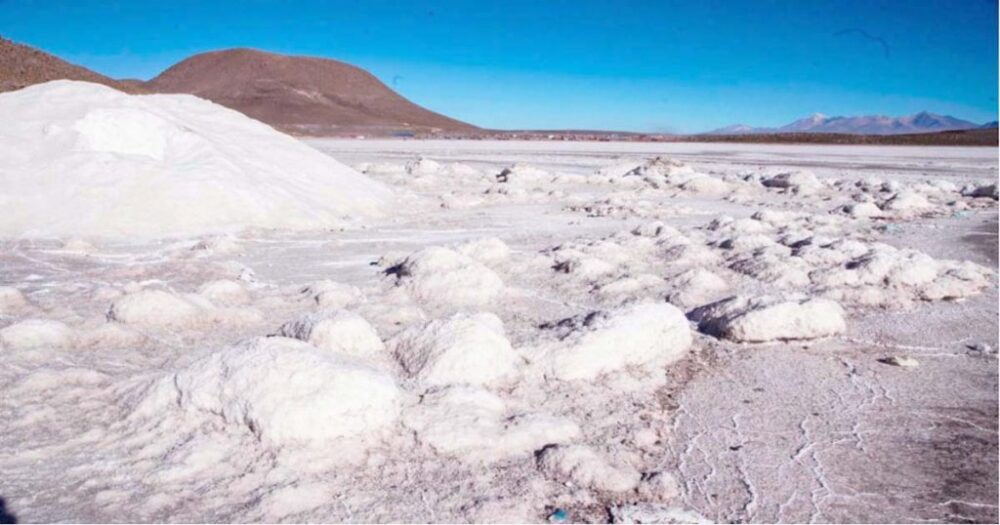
[708,111,988,135]
[0,37,145,94]
[142,48,478,135]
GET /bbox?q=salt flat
[1,135,996,523]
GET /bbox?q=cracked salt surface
[1,135,997,523]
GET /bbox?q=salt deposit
[108,288,262,328]
[539,302,692,381]
[0,81,392,238]
[278,310,386,363]
[402,386,580,463]
[2,138,995,523]
[536,444,641,493]
[0,318,74,350]
[689,295,847,342]
[197,280,251,305]
[0,286,29,314]
[390,313,519,387]
[761,170,824,194]
[148,337,401,448]
[385,246,504,306]
[107,289,206,327]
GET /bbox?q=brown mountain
[144,48,477,136]
[0,37,144,94]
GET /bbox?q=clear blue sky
[2,0,996,132]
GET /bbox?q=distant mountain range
[2,36,995,140]
[708,112,996,136]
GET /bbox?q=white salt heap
[139,337,402,448]
[390,313,520,387]
[0,81,392,238]
[402,385,580,464]
[690,295,847,342]
[539,302,693,381]
[386,246,504,306]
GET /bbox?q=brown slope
[0,36,144,94]
[145,48,477,136]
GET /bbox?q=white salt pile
[136,337,401,449]
[0,81,392,238]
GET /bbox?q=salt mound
[405,156,442,175]
[541,302,692,381]
[387,247,504,306]
[962,183,999,200]
[536,444,641,493]
[278,310,386,363]
[880,191,935,215]
[108,289,204,327]
[390,313,520,386]
[626,157,695,181]
[300,280,364,309]
[160,337,401,447]
[402,385,580,463]
[842,201,883,219]
[690,295,846,342]
[108,288,262,328]
[198,280,251,305]
[761,171,823,194]
[495,164,550,184]
[0,287,29,314]
[680,175,731,194]
[455,237,511,265]
[0,81,392,238]
[0,319,74,350]
[666,268,730,308]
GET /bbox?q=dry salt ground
[1,88,998,523]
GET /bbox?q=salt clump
[962,183,998,200]
[761,170,824,194]
[540,302,692,381]
[390,313,520,387]
[495,164,550,184]
[107,289,204,327]
[690,295,846,342]
[300,280,364,309]
[198,280,251,306]
[108,288,262,328]
[536,444,641,493]
[665,268,730,308]
[279,310,386,363]
[0,287,29,314]
[402,385,580,463]
[145,337,401,448]
[455,237,511,265]
[0,319,74,350]
[880,191,935,216]
[386,247,504,306]
[842,201,884,219]
[405,156,442,175]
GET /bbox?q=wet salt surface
[0,140,996,523]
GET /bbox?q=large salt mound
[0,81,392,238]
